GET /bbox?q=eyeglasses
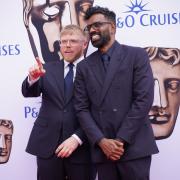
[84,21,112,32]
[60,39,83,47]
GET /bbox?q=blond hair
[60,24,88,41]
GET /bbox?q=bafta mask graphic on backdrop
[145,47,180,140]
[22,0,94,62]
[0,119,13,164]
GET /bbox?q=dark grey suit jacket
[74,41,159,163]
[22,60,91,163]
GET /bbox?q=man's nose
[153,79,168,108]
[66,40,71,46]
[0,134,6,148]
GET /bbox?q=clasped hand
[98,138,124,161]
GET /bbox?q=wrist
[71,134,82,146]
[98,138,106,146]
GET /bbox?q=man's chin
[91,40,100,47]
[0,159,8,164]
[63,56,74,62]
[91,41,104,48]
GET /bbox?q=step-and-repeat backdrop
[0,0,179,179]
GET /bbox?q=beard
[90,31,111,48]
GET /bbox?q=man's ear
[83,40,89,50]
[110,22,116,35]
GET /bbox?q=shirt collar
[64,56,84,69]
[99,41,117,58]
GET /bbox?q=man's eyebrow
[165,78,180,81]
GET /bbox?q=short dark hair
[84,6,116,24]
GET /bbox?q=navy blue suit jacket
[22,60,91,163]
[74,41,159,163]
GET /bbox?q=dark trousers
[97,156,151,180]
[37,154,93,180]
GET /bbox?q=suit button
[113,108,117,112]
[63,110,67,113]
[99,111,102,114]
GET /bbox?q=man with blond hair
[22,25,93,180]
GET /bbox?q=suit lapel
[50,60,65,103]
[99,43,125,105]
[53,60,74,105]
[65,84,73,105]
[88,52,105,86]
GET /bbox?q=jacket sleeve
[116,48,154,144]
[21,76,42,97]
